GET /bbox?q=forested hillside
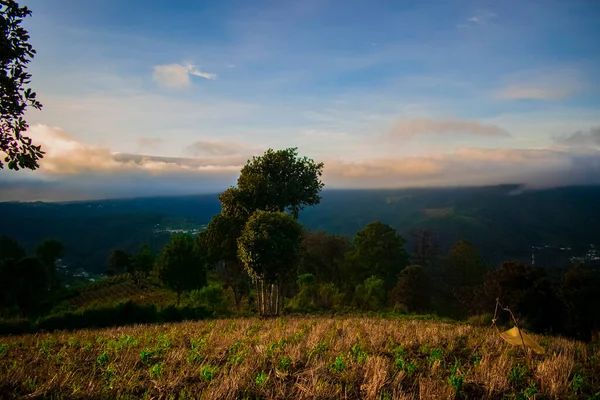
[1,185,599,274]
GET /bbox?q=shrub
[189,284,228,315]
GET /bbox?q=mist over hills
[1,185,599,275]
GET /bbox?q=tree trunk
[260,280,266,317]
[275,283,280,316]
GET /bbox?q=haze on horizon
[1,0,599,202]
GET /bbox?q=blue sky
[1,0,600,200]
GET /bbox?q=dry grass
[0,316,598,399]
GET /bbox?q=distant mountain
[1,185,599,274]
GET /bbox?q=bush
[0,318,33,336]
[354,276,386,311]
[189,284,228,315]
[467,313,493,327]
[34,301,210,333]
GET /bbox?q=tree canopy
[1,0,43,170]
[237,211,303,285]
[220,148,324,219]
[344,221,409,291]
[156,234,206,305]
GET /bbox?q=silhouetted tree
[198,214,248,310]
[0,235,25,261]
[390,265,431,313]
[156,234,206,305]
[129,244,154,285]
[299,230,350,285]
[1,0,44,170]
[343,221,409,292]
[238,211,303,317]
[560,264,600,340]
[441,239,487,317]
[35,238,64,290]
[106,249,130,276]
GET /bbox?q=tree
[220,148,324,220]
[0,256,50,315]
[354,276,386,311]
[390,265,431,313]
[410,230,441,272]
[238,211,303,317]
[106,249,130,276]
[481,260,562,333]
[299,230,350,285]
[440,239,487,317]
[560,264,600,340]
[129,244,154,284]
[156,234,206,305]
[35,238,64,290]
[444,240,487,288]
[1,0,44,170]
[198,214,248,310]
[0,235,25,261]
[343,221,409,292]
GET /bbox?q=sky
[1,0,600,201]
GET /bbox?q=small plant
[0,343,8,358]
[227,342,248,365]
[330,355,346,373]
[508,364,528,385]
[472,353,482,366]
[449,360,464,395]
[140,349,159,365]
[278,356,292,372]
[96,350,110,366]
[200,364,217,382]
[570,372,584,393]
[149,362,164,379]
[255,371,268,386]
[428,348,443,365]
[308,341,329,360]
[516,384,537,400]
[351,344,368,363]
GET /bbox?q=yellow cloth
[499,326,545,354]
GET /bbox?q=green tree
[106,249,130,276]
[35,238,64,290]
[238,211,303,316]
[299,230,350,285]
[198,214,248,310]
[390,265,431,313]
[0,235,25,261]
[444,240,487,287]
[156,234,206,305]
[1,0,44,170]
[354,275,386,311]
[129,244,154,284]
[220,148,324,219]
[344,221,409,292]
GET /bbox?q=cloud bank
[1,124,599,202]
[390,118,509,139]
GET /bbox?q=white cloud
[153,62,216,88]
[389,118,509,139]
[466,11,496,25]
[495,67,583,100]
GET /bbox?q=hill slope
[1,185,599,273]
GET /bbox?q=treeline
[1,148,599,342]
[0,236,64,317]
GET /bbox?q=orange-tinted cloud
[390,118,509,139]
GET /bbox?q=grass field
[1,317,598,399]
